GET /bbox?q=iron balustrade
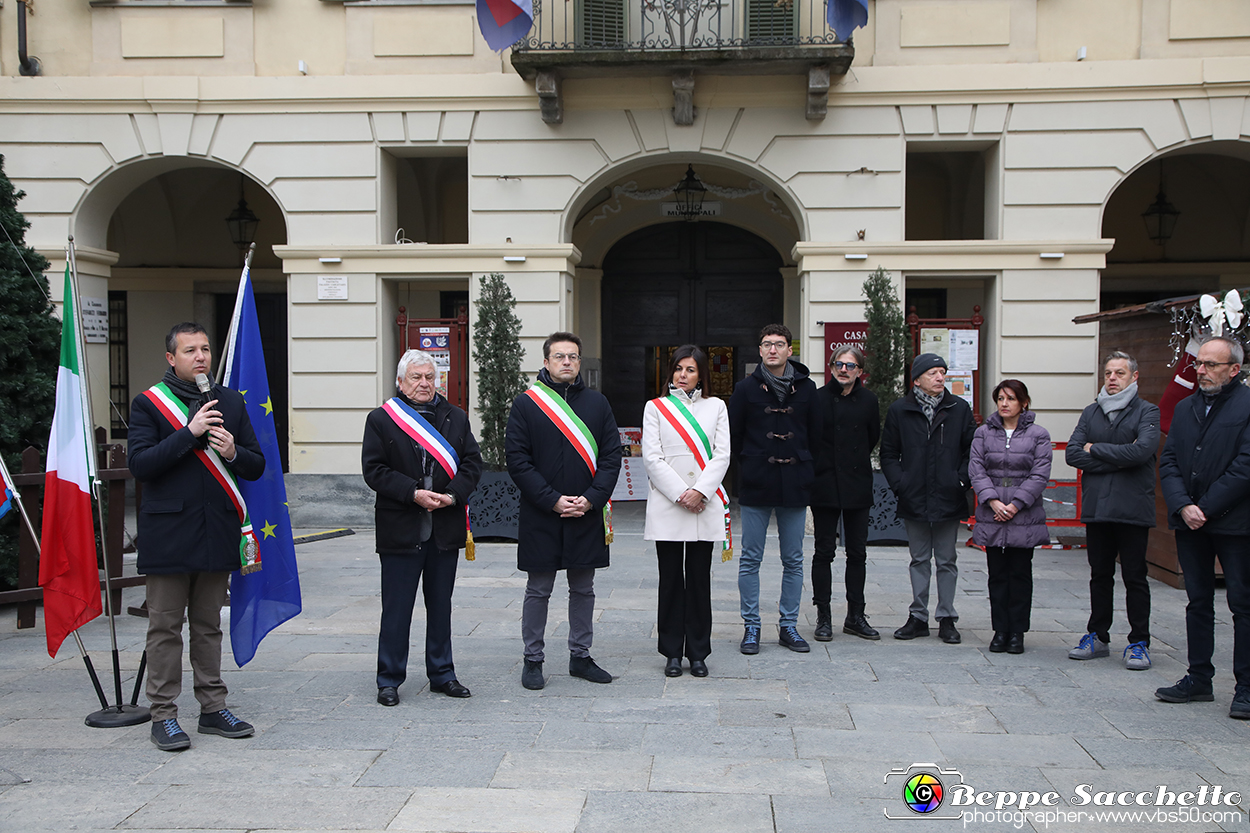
[512,0,847,53]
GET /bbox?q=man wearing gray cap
[880,353,977,644]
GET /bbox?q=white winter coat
[642,388,731,542]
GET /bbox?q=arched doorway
[90,162,290,468]
[600,221,784,427]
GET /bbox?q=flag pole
[217,243,255,387]
[1,454,110,707]
[65,236,150,728]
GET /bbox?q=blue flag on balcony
[827,0,868,41]
[221,263,302,667]
[477,0,534,52]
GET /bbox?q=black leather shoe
[989,632,1008,653]
[843,613,881,641]
[664,657,683,677]
[431,679,471,698]
[689,659,708,677]
[1007,633,1024,654]
[938,617,961,644]
[569,654,613,683]
[522,659,545,690]
[377,686,399,707]
[893,616,930,640]
[814,604,834,642]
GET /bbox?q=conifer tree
[0,155,58,589]
[861,266,911,433]
[472,273,527,470]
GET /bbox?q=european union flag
[223,265,302,666]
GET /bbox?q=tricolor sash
[381,397,476,561]
[143,383,261,574]
[523,380,614,544]
[654,396,734,562]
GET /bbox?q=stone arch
[562,151,807,267]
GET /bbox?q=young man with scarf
[881,353,976,645]
[506,332,622,690]
[363,349,482,707]
[1157,336,1250,718]
[728,323,821,655]
[129,322,265,751]
[1065,351,1159,670]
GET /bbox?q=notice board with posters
[908,306,984,422]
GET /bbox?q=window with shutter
[744,0,796,42]
[578,0,627,46]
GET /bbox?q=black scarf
[161,368,212,406]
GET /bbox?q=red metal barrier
[965,440,1084,551]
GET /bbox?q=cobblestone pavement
[1,501,1248,832]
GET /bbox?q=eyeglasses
[760,340,789,351]
[1196,360,1235,371]
[832,361,860,371]
[550,352,580,362]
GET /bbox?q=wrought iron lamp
[672,165,707,221]
[225,174,260,253]
[1141,163,1180,245]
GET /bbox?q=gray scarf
[761,362,795,405]
[914,388,943,423]
[1096,381,1137,419]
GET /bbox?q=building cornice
[272,243,582,274]
[793,240,1116,272]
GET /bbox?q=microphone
[194,373,214,449]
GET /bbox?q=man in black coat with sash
[363,349,482,707]
[129,322,265,751]
[881,353,976,645]
[506,332,622,691]
[810,344,880,642]
[1157,335,1250,718]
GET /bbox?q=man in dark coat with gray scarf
[1065,350,1159,671]
[506,332,622,691]
[881,353,976,645]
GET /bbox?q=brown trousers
[144,571,230,721]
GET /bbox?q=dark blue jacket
[506,369,622,572]
[728,360,821,508]
[881,389,976,522]
[129,383,265,574]
[811,378,878,509]
[1065,395,1159,527]
[1159,380,1250,534]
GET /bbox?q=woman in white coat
[642,345,731,678]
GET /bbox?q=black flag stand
[64,238,150,729]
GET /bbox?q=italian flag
[38,265,102,657]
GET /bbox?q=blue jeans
[738,505,806,627]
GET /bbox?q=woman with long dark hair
[641,345,731,677]
[968,379,1052,654]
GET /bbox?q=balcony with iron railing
[511,0,855,124]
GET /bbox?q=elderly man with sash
[363,349,482,707]
[506,331,622,690]
[129,322,265,751]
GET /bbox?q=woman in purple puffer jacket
[969,380,1052,655]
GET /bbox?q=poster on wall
[919,328,951,363]
[951,329,979,371]
[418,326,452,398]
[946,370,974,406]
[612,427,648,501]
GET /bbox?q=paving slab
[389,786,585,833]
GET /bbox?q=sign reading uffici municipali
[661,202,722,218]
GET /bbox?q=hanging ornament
[1198,290,1244,337]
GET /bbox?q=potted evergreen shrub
[468,273,528,539]
[861,266,911,543]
